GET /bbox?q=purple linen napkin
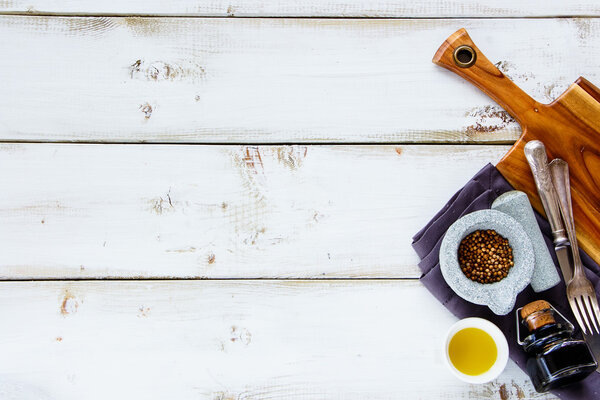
[412,163,600,400]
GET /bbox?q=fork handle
[524,141,568,246]
[550,159,585,279]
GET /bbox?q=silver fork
[550,158,600,335]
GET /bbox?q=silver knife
[524,140,572,283]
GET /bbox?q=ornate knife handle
[524,140,568,245]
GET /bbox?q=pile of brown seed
[458,229,514,284]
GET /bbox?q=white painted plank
[0,143,508,279]
[1,17,599,142]
[0,280,555,400]
[0,0,599,17]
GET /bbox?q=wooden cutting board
[433,28,600,265]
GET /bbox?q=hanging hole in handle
[453,45,477,68]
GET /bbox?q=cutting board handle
[433,28,539,125]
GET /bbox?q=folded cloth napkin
[412,163,600,400]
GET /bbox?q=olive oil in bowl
[448,327,497,375]
[445,317,509,383]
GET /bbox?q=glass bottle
[517,300,597,392]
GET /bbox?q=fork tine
[587,295,600,334]
[583,296,600,334]
[578,296,595,334]
[574,296,591,335]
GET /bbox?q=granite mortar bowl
[440,209,535,315]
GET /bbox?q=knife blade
[555,242,573,285]
[582,332,600,372]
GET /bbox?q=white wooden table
[2,2,599,399]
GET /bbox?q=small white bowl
[444,317,509,384]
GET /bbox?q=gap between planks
[0,140,516,145]
[0,277,422,282]
[1,0,599,19]
[1,13,600,18]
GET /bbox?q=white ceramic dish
[444,317,509,384]
[440,209,535,315]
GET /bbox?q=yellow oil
[448,327,497,376]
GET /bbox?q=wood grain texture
[433,29,600,264]
[0,0,598,17]
[0,280,556,400]
[1,17,600,143]
[0,143,507,279]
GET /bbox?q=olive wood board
[434,28,600,265]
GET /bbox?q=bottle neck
[523,324,572,354]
